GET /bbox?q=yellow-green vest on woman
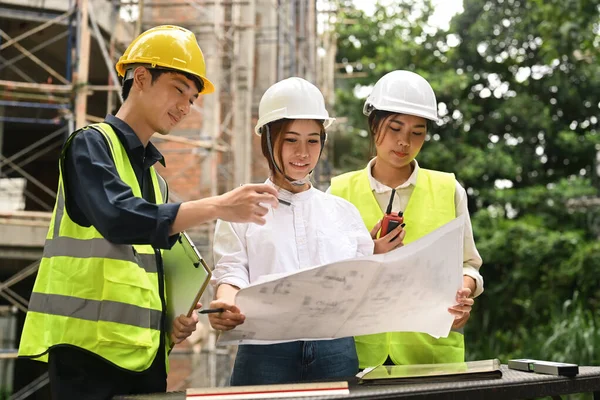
[330,165,464,368]
[19,123,170,372]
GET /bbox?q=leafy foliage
[332,0,600,364]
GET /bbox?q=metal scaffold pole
[74,0,91,129]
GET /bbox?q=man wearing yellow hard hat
[18,25,278,399]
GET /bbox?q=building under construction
[0,0,337,397]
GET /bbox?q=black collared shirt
[63,114,181,249]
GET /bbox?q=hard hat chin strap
[265,125,319,187]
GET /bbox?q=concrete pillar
[0,106,4,177]
[231,0,256,186]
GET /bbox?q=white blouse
[212,180,374,289]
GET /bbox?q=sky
[351,0,464,31]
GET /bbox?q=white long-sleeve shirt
[212,180,374,289]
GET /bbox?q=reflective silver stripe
[54,185,64,238]
[29,292,161,330]
[156,172,168,203]
[43,237,157,273]
[136,252,157,274]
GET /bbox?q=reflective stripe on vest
[18,123,166,372]
[28,292,162,330]
[329,165,464,368]
[43,186,158,273]
[43,236,157,273]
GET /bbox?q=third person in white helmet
[328,70,484,368]
[207,77,374,385]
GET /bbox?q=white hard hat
[255,77,335,135]
[363,70,438,122]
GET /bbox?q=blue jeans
[230,337,358,386]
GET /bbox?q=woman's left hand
[448,288,474,330]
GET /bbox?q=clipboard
[162,231,212,333]
[357,359,502,384]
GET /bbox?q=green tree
[332,0,600,363]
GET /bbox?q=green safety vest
[330,165,464,368]
[18,123,171,372]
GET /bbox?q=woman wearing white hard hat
[329,70,484,368]
[207,77,374,385]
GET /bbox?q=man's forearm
[169,197,222,235]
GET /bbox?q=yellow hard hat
[116,25,215,94]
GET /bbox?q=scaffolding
[0,0,338,394]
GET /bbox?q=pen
[198,308,225,314]
[278,198,291,206]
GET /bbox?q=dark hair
[260,119,326,175]
[121,67,204,100]
[367,110,432,154]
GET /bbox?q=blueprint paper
[217,215,464,345]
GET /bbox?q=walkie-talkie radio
[380,189,404,237]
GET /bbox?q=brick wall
[154,142,204,202]
[153,90,210,201]
[146,0,271,192]
[146,0,193,26]
[146,0,208,200]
